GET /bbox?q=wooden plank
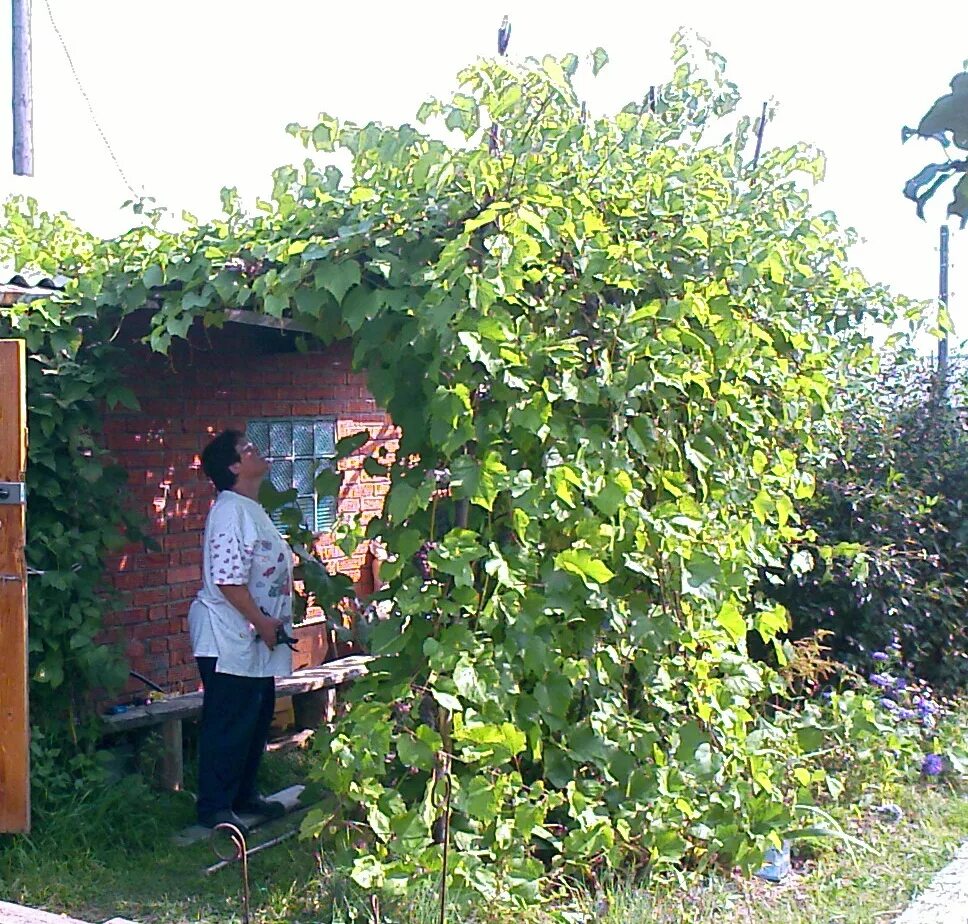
[101,691,204,731]
[101,655,373,732]
[275,655,373,696]
[172,784,305,847]
[0,903,138,924]
[266,728,314,754]
[0,902,90,923]
[0,340,29,833]
[159,719,183,791]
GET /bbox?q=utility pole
[12,0,33,176]
[939,224,950,376]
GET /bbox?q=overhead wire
[41,0,140,198]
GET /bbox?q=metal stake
[212,823,250,924]
[433,754,454,924]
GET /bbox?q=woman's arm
[217,583,281,649]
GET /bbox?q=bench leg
[160,719,183,791]
[293,688,337,730]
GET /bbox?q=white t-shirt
[188,490,294,678]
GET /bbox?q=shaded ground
[0,746,965,924]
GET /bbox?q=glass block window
[246,417,338,533]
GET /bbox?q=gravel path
[895,841,968,924]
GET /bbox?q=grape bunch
[414,541,437,580]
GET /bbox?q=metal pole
[751,101,768,170]
[939,224,950,376]
[12,0,33,176]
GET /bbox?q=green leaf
[751,491,773,524]
[453,721,526,763]
[591,47,609,76]
[264,291,288,318]
[458,775,499,820]
[314,467,342,496]
[387,482,418,522]
[362,456,388,477]
[335,431,370,459]
[755,605,788,642]
[142,264,163,289]
[555,549,614,586]
[397,727,440,770]
[315,261,361,303]
[681,552,721,599]
[431,689,462,712]
[716,600,746,645]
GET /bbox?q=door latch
[0,482,25,504]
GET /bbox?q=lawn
[0,740,964,924]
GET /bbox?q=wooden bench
[101,655,372,790]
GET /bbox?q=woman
[188,429,294,832]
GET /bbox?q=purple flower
[869,673,893,689]
[880,697,898,711]
[893,678,908,692]
[921,754,944,777]
[871,651,889,662]
[897,708,918,721]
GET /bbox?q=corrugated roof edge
[0,267,68,302]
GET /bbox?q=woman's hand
[217,583,282,650]
[255,615,283,649]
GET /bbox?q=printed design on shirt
[253,539,291,600]
[210,530,250,583]
[267,566,291,599]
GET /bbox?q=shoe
[198,809,250,835]
[234,795,286,820]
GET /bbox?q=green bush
[765,355,968,690]
[0,31,933,907]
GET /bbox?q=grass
[1,741,965,923]
[582,781,968,924]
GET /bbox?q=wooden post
[11,0,33,176]
[159,719,183,791]
[0,339,29,832]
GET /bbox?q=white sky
[1,1,967,334]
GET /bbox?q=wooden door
[0,339,29,832]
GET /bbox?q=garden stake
[433,754,454,924]
[204,826,300,875]
[212,822,250,924]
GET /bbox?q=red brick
[131,622,169,640]
[162,533,200,551]
[114,608,145,627]
[166,583,197,603]
[132,588,168,606]
[137,553,170,569]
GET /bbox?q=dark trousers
[196,657,275,819]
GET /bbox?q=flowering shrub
[790,642,966,801]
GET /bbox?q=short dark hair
[201,429,243,491]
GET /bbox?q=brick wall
[99,318,396,697]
